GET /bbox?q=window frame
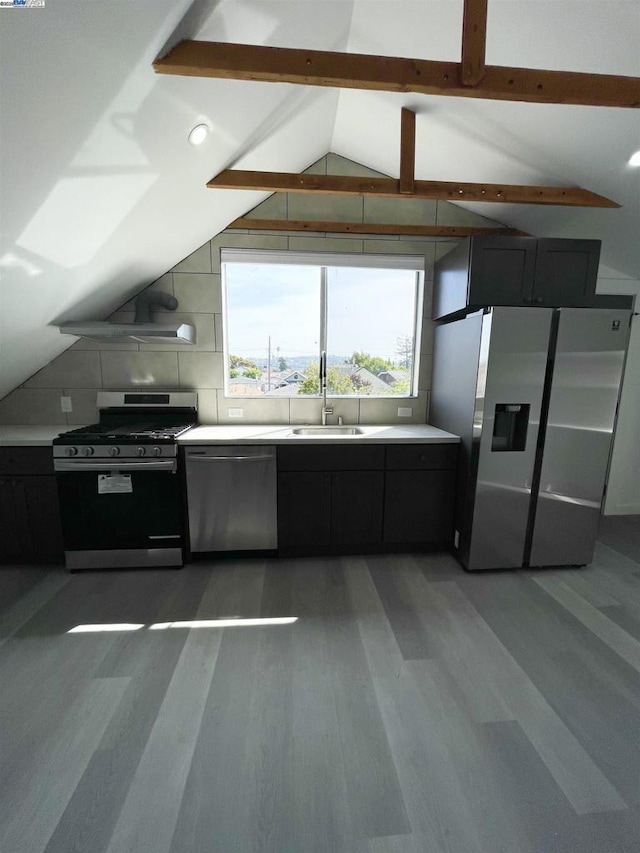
[221,248,425,399]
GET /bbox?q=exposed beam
[461,0,488,86]
[208,170,620,208]
[154,40,640,108]
[399,108,416,194]
[227,218,530,237]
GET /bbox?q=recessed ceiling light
[188,123,209,146]
[629,150,640,167]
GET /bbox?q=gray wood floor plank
[104,568,227,853]
[534,573,640,673]
[168,563,269,853]
[368,554,434,660]
[599,604,640,643]
[395,561,513,724]
[0,676,129,853]
[291,558,357,853]
[3,518,640,853]
[528,564,623,608]
[408,662,543,853]
[0,568,70,648]
[42,568,213,853]
[403,571,627,814]
[597,516,640,563]
[243,560,295,852]
[371,669,461,853]
[345,555,404,678]
[461,572,640,807]
[324,558,411,842]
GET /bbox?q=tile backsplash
[0,154,509,427]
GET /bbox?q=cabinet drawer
[386,444,458,471]
[0,446,55,475]
[277,445,384,472]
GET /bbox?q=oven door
[54,459,183,570]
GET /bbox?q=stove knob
[107,446,120,457]
[81,446,94,457]
[65,446,78,457]
[152,446,163,457]
[135,446,146,457]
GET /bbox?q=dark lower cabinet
[277,443,458,554]
[277,471,332,549]
[383,470,455,544]
[0,476,24,563]
[331,471,384,546]
[278,469,384,551]
[0,449,64,564]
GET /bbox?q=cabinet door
[19,476,64,563]
[532,239,600,307]
[383,470,455,544]
[0,478,24,564]
[469,237,537,306]
[277,472,331,549]
[331,471,384,546]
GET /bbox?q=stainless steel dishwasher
[185,446,277,552]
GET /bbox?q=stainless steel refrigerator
[430,306,631,571]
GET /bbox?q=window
[221,249,424,398]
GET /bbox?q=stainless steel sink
[291,426,363,436]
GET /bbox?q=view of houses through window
[222,250,424,398]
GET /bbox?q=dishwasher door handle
[187,454,275,462]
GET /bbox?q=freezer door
[468,307,553,570]
[529,308,630,567]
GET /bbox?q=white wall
[597,275,640,515]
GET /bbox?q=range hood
[58,291,196,345]
[59,321,196,344]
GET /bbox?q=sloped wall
[0,154,509,427]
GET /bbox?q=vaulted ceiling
[1,0,638,401]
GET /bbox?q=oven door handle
[54,460,177,473]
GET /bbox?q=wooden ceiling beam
[227,218,530,237]
[208,170,620,208]
[154,40,640,108]
[399,109,416,194]
[461,0,488,86]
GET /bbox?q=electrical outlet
[228,408,244,418]
[454,530,460,549]
[397,407,412,418]
[60,396,73,413]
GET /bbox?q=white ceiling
[1,0,638,400]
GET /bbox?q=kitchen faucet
[319,351,333,426]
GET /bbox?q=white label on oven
[98,474,133,494]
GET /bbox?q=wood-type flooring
[1,515,640,853]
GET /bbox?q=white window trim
[221,248,425,272]
[221,250,424,399]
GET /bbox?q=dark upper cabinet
[433,236,601,319]
[468,237,538,307]
[532,239,601,307]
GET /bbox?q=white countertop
[178,424,460,445]
[0,423,460,447]
[0,425,78,446]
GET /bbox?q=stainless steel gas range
[53,392,197,571]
